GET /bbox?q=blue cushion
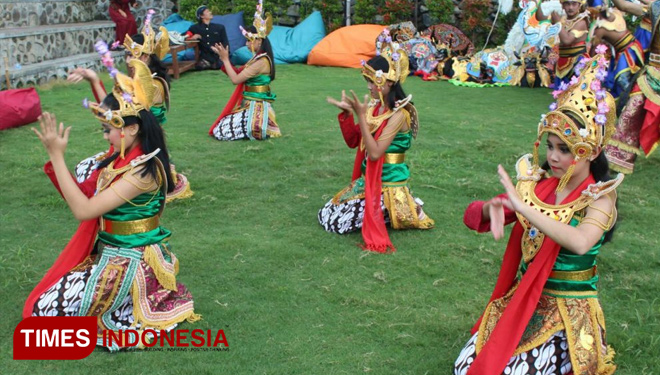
[230,46,253,65]
[211,12,246,54]
[268,11,325,64]
[228,11,326,66]
[163,19,194,34]
[163,13,184,25]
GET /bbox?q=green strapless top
[98,190,171,248]
[520,217,605,298]
[361,131,412,183]
[244,74,276,101]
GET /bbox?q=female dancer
[68,15,193,201]
[454,51,621,375]
[208,0,281,141]
[25,60,198,350]
[319,29,434,252]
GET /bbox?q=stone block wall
[0,0,97,28]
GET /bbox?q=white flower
[579,128,589,137]
[104,110,113,121]
[375,70,383,78]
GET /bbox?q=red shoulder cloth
[466,175,595,375]
[339,106,395,253]
[22,145,145,318]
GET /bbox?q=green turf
[1,64,659,374]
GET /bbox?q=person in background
[185,6,229,70]
[109,0,137,47]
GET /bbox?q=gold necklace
[365,104,393,133]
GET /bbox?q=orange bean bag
[307,24,385,68]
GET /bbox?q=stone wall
[0,0,97,28]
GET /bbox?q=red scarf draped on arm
[466,174,594,375]
[23,145,145,318]
[337,105,395,253]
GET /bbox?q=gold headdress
[534,47,615,192]
[124,9,170,60]
[240,0,273,41]
[89,59,157,157]
[560,0,586,4]
[361,28,410,103]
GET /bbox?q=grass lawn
[1,64,659,374]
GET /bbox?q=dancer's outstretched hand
[489,197,508,240]
[326,90,351,112]
[211,43,229,60]
[347,90,369,117]
[32,112,71,157]
[67,67,98,83]
[497,164,523,212]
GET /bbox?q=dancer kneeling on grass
[454,50,621,375]
[319,29,434,253]
[24,61,199,351]
[68,15,192,202]
[208,0,281,141]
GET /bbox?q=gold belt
[244,85,270,93]
[549,266,596,281]
[100,216,160,235]
[384,153,405,164]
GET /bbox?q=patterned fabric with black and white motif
[31,265,135,328]
[212,110,251,141]
[74,151,106,183]
[318,196,390,234]
[453,331,572,375]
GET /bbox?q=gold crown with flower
[534,48,615,192]
[124,12,170,60]
[89,59,157,129]
[361,29,410,87]
[240,0,273,41]
[560,0,586,4]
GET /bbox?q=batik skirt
[318,177,434,234]
[32,241,198,351]
[211,99,281,141]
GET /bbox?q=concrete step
[0,21,117,68]
[0,0,98,28]
[3,50,125,90]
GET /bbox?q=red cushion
[0,88,42,130]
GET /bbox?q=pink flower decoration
[598,101,610,114]
[569,76,579,86]
[590,79,601,91]
[552,89,563,99]
[595,114,607,125]
[549,102,558,111]
[595,89,607,100]
[82,98,89,108]
[594,44,608,55]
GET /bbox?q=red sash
[22,145,146,318]
[467,174,594,375]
